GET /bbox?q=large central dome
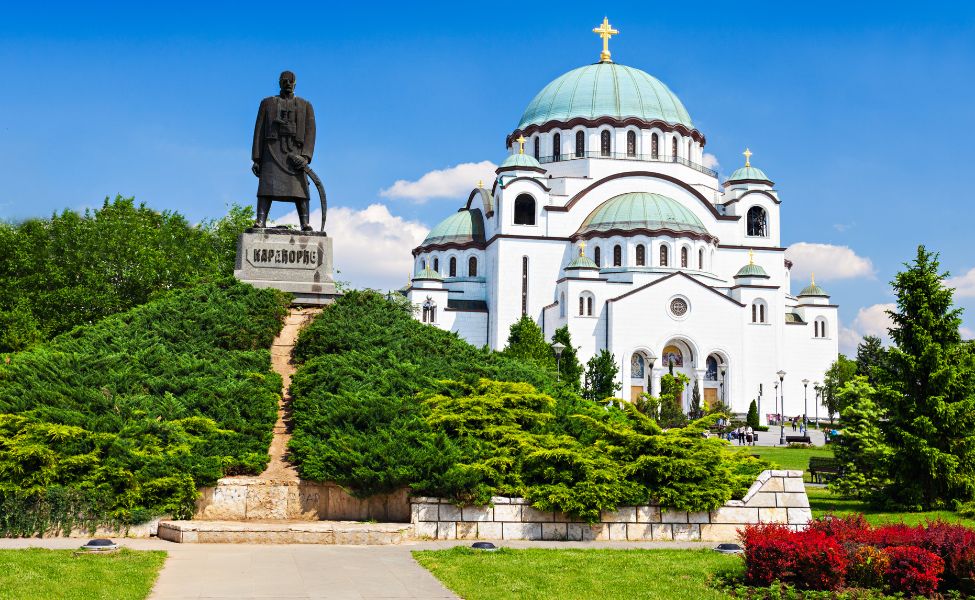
[577,192,708,238]
[517,62,693,131]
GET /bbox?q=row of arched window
[421,298,437,324]
[421,255,479,278]
[814,318,829,338]
[751,301,767,324]
[589,243,708,270]
[534,130,693,162]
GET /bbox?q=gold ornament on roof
[477,179,483,189]
[743,148,753,167]
[579,240,587,255]
[592,17,619,63]
[516,135,526,154]
[749,248,755,265]
[811,272,816,285]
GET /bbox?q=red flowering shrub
[791,529,848,590]
[867,523,925,548]
[847,545,889,589]
[921,521,975,590]
[883,545,944,597]
[740,523,796,586]
[806,513,869,545]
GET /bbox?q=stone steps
[158,520,412,544]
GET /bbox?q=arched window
[752,300,768,323]
[752,303,757,323]
[600,130,611,157]
[579,296,584,316]
[587,296,594,316]
[698,248,704,270]
[533,136,539,160]
[651,133,659,159]
[552,132,561,162]
[468,256,477,277]
[705,356,719,381]
[594,246,601,267]
[514,194,535,225]
[680,247,688,268]
[815,318,828,338]
[631,353,645,379]
[575,130,585,158]
[433,258,439,273]
[671,137,678,160]
[688,140,693,160]
[559,292,566,317]
[659,245,669,266]
[760,304,766,323]
[814,321,819,337]
[613,244,622,266]
[747,206,768,237]
[626,130,637,157]
[521,256,529,315]
[579,292,594,316]
[636,244,645,266]
[448,256,457,277]
[422,298,437,323]
[421,259,427,269]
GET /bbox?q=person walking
[791,417,797,432]
[745,425,754,446]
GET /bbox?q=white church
[407,19,838,420]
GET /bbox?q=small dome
[517,62,694,131]
[727,165,772,185]
[420,209,485,248]
[497,153,544,172]
[577,192,708,237]
[566,253,599,270]
[798,281,829,297]
[735,263,769,278]
[414,267,442,281]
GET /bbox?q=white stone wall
[411,469,810,542]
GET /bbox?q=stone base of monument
[234,228,341,305]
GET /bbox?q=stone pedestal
[234,228,340,305]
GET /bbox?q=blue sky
[2,1,974,352]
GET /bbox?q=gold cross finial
[592,17,619,62]
[516,135,526,154]
[743,148,753,167]
[579,240,587,254]
[749,248,754,265]
[811,272,816,285]
[477,179,483,189]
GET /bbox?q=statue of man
[252,71,316,231]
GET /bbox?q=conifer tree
[822,355,857,421]
[878,245,975,509]
[829,377,893,500]
[855,335,887,384]
[551,326,582,390]
[583,350,621,402]
[689,383,702,418]
[504,315,554,368]
[746,399,760,429]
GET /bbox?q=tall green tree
[829,377,893,500]
[822,355,858,422]
[855,335,887,385]
[583,350,621,402]
[746,400,760,429]
[877,245,975,509]
[658,373,689,428]
[503,315,554,368]
[551,326,582,390]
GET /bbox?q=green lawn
[413,547,741,600]
[741,445,834,474]
[806,486,975,527]
[0,548,166,600]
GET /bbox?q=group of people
[731,426,757,446]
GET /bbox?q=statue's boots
[296,200,313,232]
[254,198,272,229]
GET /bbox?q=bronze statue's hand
[251,162,261,177]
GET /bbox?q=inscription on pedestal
[234,229,340,305]
[247,245,321,269]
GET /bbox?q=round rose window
[670,297,689,317]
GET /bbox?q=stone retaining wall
[411,470,810,542]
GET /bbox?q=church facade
[406,20,838,421]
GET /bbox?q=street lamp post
[758,383,763,426]
[814,382,821,431]
[720,367,727,404]
[777,370,787,445]
[647,351,657,397]
[552,342,566,383]
[773,381,779,428]
[801,379,810,434]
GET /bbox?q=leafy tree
[822,355,858,422]
[746,399,760,429]
[876,246,975,509]
[855,335,887,385]
[582,350,621,402]
[829,377,894,500]
[551,326,582,390]
[658,373,689,428]
[504,315,554,368]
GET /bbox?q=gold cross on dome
[579,240,587,254]
[516,135,526,154]
[749,248,755,265]
[592,17,619,62]
[743,148,753,167]
[477,179,483,189]
[811,272,816,285]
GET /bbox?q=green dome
[414,267,442,280]
[799,281,829,297]
[577,192,708,237]
[517,63,693,131]
[735,263,769,278]
[420,209,485,248]
[499,153,543,171]
[566,253,599,270]
[727,165,771,184]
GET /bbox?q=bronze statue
[252,71,326,232]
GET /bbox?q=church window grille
[671,137,678,159]
[651,133,659,159]
[659,245,669,266]
[448,257,457,277]
[533,136,539,160]
[669,298,689,317]
[594,247,601,267]
[698,248,704,270]
[747,206,768,237]
[552,133,561,162]
[521,256,529,316]
[514,194,536,225]
[681,247,688,268]
[636,244,645,266]
[433,258,439,273]
[575,130,585,158]
[468,256,477,277]
[600,130,611,157]
[626,131,636,157]
[613,244,622,267]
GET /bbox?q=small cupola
[724,148,773,187]
[734,249,770,281]
[565,242,600,278]
[797,273,830,304]
[497,135,546,175]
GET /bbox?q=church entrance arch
[660,338,696,412]
[704,352,729,409]
[628,349,652,400]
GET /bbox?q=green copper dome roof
[566,252,599,270]
[798,281,829,297]
[499,153,543,170]
[577,192,708,237]
[420,209,485,248]
[414,267,442,280]
[517,63,693,130]
[727,165,772,183]
[735,263,769,278]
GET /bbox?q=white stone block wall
[410,469,809,542]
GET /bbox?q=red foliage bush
[791,529,848,591]
[806,513,869,545]
[739,523,796,586]
[883,545,944,597]
[866,523,925,548]
[921,521,975,589]
[847,545,889,589]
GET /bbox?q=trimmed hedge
[0,280,289,534]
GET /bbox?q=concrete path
[0,537,720,599]
[724,426,828,447]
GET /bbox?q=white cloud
[702,153,720,170]
[945,267,975,298]
[832,223,854,233]
[271,203,428,290]
[379,161,498,203]
[785,242,875,283]
[961,326,974,340]
[838,303,895,355]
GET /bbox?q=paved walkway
[724,426,828,447]
[0,538,717,599]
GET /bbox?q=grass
[413,547,741,600]
[806,486,975,527]
[741,445,834,474]
[0,548,166,600]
